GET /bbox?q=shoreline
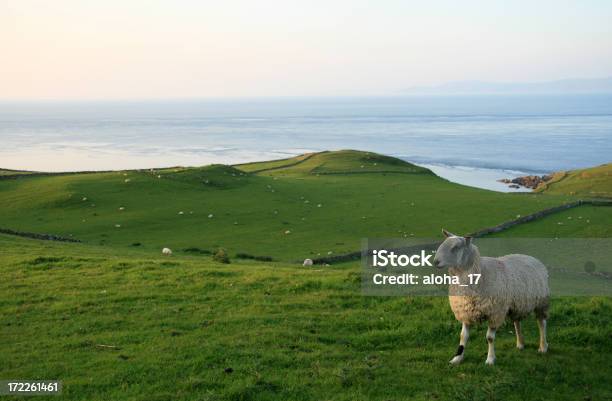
[415,162,535,193]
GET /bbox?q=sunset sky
[2,0,612,100]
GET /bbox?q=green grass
[1,234,610,401]
[1,150,611,400]
[0,169,35,176]
[239,150,432,177]
[0,150,575,262]
[490,205,612,237]
[538,163,612,198]
[234,153,315,173]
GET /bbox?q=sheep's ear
[442,229,453,238]
[464,236,472,246]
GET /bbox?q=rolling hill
[537,163,612,198]
[0,168,35,176]
[0,150,578,262]
[1,150,611,400]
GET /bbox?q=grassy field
[1,150,611,400]
[538,163,612,198]
[0,151,574,262]
[489,204,612,237]
[0,169,35,176]
[1,234,610,401]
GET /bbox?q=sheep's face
[433,229,475,271]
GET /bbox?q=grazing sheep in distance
[162,248,173,256]
[303,258,313,267]
[433,229,550,365]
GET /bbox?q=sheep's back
[495,254,549,317]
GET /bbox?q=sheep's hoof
[538,344,548,353]
[485,357,495,365]
[449,355,464,365]
[516,343,525,350]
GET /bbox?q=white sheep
[162,247,173,256]
[433,229,550,365]
[303,258,313,267]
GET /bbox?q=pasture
[1,150,610,400]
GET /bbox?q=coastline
[415,162,534,192]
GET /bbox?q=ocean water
[1,95,611,191]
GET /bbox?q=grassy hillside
[0,168,35,176]
[1,233,610,401]
[489,204,612,237]
[236,150,432,176]
[233,153,315,173]
[1,150,611,400]
[538,163,612,198]
[0,150,574,262]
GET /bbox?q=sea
[1,94,611,192]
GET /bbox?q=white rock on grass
[303,258,313,267]
[208,214,214,218]
[285,230,291,235]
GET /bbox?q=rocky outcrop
[498,174,553,189]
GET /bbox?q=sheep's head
[433,229,477,271]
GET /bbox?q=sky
[1,0,612,100]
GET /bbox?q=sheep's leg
[513,321,524,350]
[485,326,496,365]
[537,318,548,353]
[449,322,469,364]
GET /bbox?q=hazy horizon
[2,0,612,100]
